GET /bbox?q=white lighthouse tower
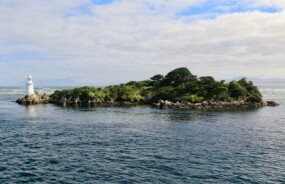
[26,74,35,95]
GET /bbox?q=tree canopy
[50,67,263,104]
[163,67,196,85]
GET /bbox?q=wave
[259,87,285,100]
[0,87,64,95]
[0,88,25,95]
[260,89,285,92]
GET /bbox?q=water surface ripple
[0,87,284,183]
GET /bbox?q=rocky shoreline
[16,94,49,105]
[16,95,279,110]
[152,100,279,109]
[49,97,279,109]
[50,97,120,107]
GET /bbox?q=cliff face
[16,94,49,105]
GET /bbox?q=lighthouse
[27,74,35,95]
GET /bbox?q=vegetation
[50,67,263,104]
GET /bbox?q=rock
[181,101,188,105]
[267,101,279,106]
[173,102,181,108]
[16,94,47,105]
[67,97,73,104]
[261,100,268,106]
[165,100,172,106]
[59,97,67,106]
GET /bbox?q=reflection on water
[26,105,37,118]
[161,108,261,123]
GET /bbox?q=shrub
[188,94,204,103]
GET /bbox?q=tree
[151,74,164,81]
[163,67,196,86]
[198,76,218,99]
[199,76,216,86]
[150,74,164,86]
[228,81,247,99]
[116,85,144,102]
[49,67,264,105]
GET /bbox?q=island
[44,67,278,109]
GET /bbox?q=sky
[0,0,285,86]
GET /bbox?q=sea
[0,85,284,183]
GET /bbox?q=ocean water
[0,86,284,183]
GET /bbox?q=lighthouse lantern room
[27,74,35,95]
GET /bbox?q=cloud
[0,0,285,86]
[251,0,285,8]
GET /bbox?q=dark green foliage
[197,76,217,99]
[227,78,262,102]
[246,96,262,103]
[215,85,229,101]
[50,67,263,104]
[228,81,246,99]
[152,86,176,101]
[150,74,164,86]
[163,67,197,86]
[126,81,137,86]
[151,74,164,82]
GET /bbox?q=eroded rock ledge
[49,97,137,107]
[48,96,279,109]
[152,100,279,109]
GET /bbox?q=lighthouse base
[16,94,49,105]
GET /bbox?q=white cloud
[251,0,285,8]
[0,0,285,86]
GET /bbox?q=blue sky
[0,0,285,86]
[177,1,281,19]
